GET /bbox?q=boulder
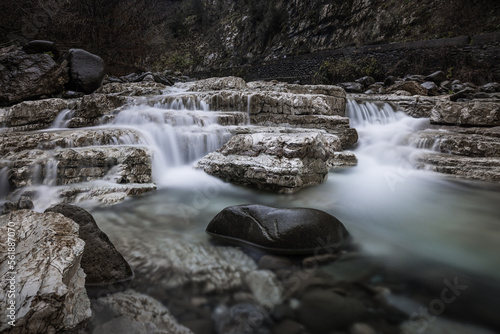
[387,81,428,96]
[298,289,367,332]
[68,48,106,94]
[383,76,397,86]
[430,100,500,126]
[89,290,193,334]
[338,82,364,93]
[450,87,476,102]
[195,132,348,193]
[355,76,375,88]
[0,210,91,333]
[0,46,68,106]
[425,70,447,83]
[22,40,60,59]
[205,204,350,254]
[421,81,439,96]
[480,82,500,93]
[45,203,133,285]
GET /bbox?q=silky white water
[87,98,500,285]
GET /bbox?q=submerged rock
[89,290,193,334]
[0,210,91,333]
[45,203,133,285]
[206,204,350,254]
[298,289,367,332]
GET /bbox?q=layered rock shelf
[0,76,359,204]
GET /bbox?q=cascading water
[108,99,235,185]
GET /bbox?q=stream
[8,88,500,331]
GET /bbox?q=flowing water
[4,91,500,330]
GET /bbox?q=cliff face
[179,0,500,71]
[1,0,499,74]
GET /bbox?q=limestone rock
[45,203,133,285]
[196,132,347,193]
[246,81,346,98]
[109,230,258,294]
[90,290,193,334]
[387,81,428,96]
[185,76,248,91]
[416,153,500,182]
[95,82,168,96]
[430,100,500,126]
[205,204,350,254]
[0,46,68,106]
[0,128,142,156]
[3,145,153,189]
[0,210,91,333]
[68,48,106,94]
[408,128,500,157]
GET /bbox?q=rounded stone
[298,289,367,332]
[206,204,350,254]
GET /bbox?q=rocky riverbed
[1,43,500,334]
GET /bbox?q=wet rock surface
[430,100,500,126]
[205,204,350,254]
[45,203,133,285]
[88,290,193,334]
[196,132,349,193]
[0,210,91,333]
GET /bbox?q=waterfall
[110,103,233,184]
[51,109,75,129]
[346,99,401,127]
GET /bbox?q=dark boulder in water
[45,203,133,285]
[206,204,350,254]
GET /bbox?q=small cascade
[345,98,429,166]
[42,159,59,186]
[111,104,233,172]
[51,109,75,129]
[346,99,400,127]
[0,167,9,198]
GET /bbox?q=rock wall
[192,32,500,84]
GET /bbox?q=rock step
[151,90,346,116]
[416,153,500,182]
[431,100,500,126]
[408,130,500,157]
[1,145,152,189]
[0,128,143,155]
[196,132,355,193]
[196,152,330,193]
[0,94,130,132]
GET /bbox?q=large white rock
[0,210,91,333]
